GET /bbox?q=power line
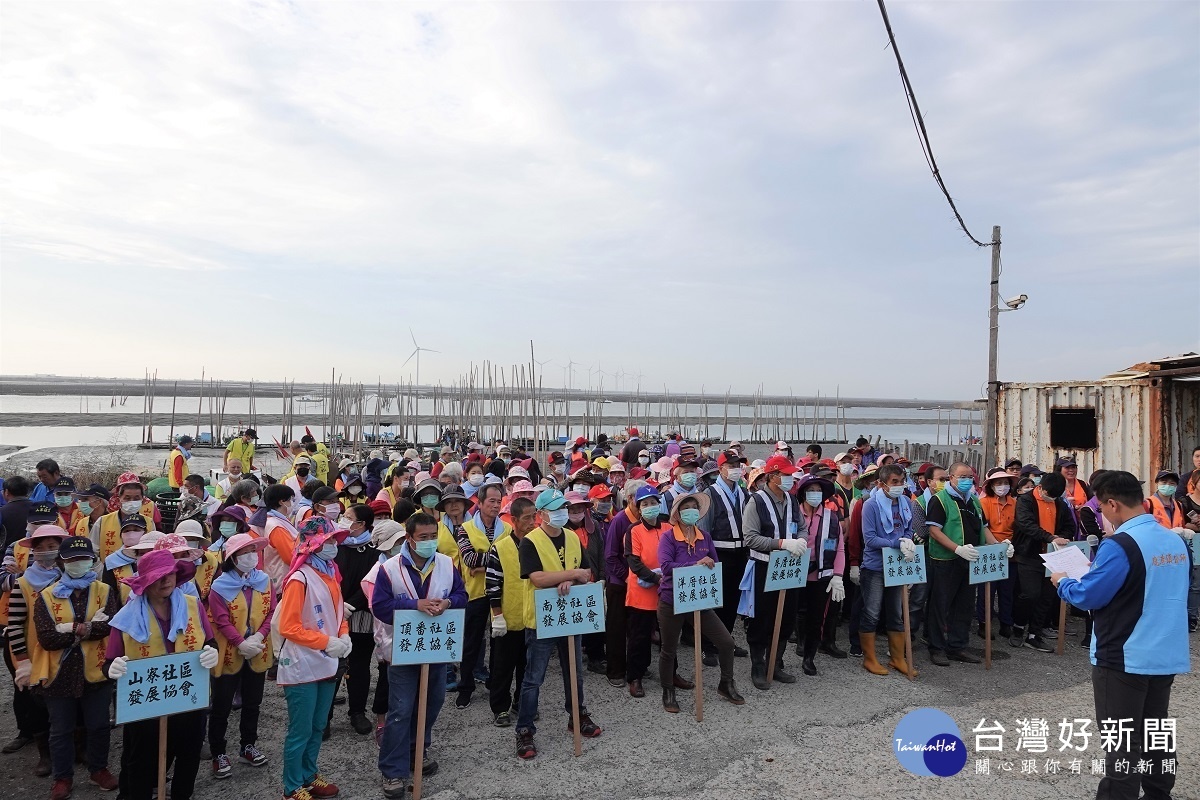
[875,0,995,248]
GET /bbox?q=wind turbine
[402,328,439,388]
[534,356,552,386]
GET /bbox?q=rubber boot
[717,678,745,705]
[886,631,917,677]
[860,633,889,676]
[34,733,51,777]
[750,648,770,691]
[801,639,818,676]
[773,654,797,684]
[662,688,679,714]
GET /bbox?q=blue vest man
[1051,470,1190,800]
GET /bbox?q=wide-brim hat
[371,520,406,552]
[436,486,468,510]
[124,549,196,596]
[152,533,203,561]
[19,524,70,548]
[797,475,835,502]
[173,519,208,541]
[854,465,879,490]
[413,478,443,500]
[668,492,711,527]
[127,531,166,553]
[223,533,267,558]
[984,468,1013,484]
[211,506,250,534]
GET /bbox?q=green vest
[928,489,984,561]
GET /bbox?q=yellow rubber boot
[887,631,918,677]
[860,633,889,676]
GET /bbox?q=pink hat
[153,533,202,561]
[509,480,536,496]
[18,524,70,548]
[222,533,267,558]
[123,549,196,596]
[114,471,143,490]
[563,491,589,507]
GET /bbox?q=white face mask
[779,475,796,492]
[121,500,142,515]
[64,559,94,579]
[121,529,143,547]
[725,468,743,483]
[993,484,1011,497]
[235,552,259,573]
[886,485,906,499]
[638,456,650,465]
[839,463,855,476]
[467,474,484,487]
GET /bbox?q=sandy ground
[1,622,1197,800]
[0,446,291,481]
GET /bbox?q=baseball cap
[1055,456,1077,468]
[76,483,111,500]
[716,450,744,466]
[628,427,639,437]
[294,456,313,467]
[633,485,661,504]
[833,452,851,463]
[59,536,96,561]
[119,513,148,530]
[1155,470,1180,483]
[763,455,797,475]
[534,490,569,511]
[1004,457,1022,468]
[53,477,77,494]
[564,491,590,507]
[243,428,258,439]
[591,456,610,470]
[774,441,789,452]
[587,484,613,500]
[338,458,356,470]
[548,451,565,465]
[574,437,587,447]
[28,502,57,523]
[1020,465,1044,477]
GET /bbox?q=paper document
[1040,546,1091,580]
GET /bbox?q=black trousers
[604,582,628,681]
[208,664,266,757]
[927,558,972,653]
[119,709,205,800]
[625,608,657,682]
[345,631,376,715]
[1092,666,1176,800]
[798,576,834,655]
[745,557,799,653]
[487,628,526,715]
[372,660,390,716]
[3,630,48,736]
[1013,560,1054,632]
[457,598,490,699]
[714,547,748,636]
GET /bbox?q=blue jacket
[860,492,914,572]
[1057,513,1190,675]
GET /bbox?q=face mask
[413,539,438,559]
[993,484,1011,497]
[348,486,362,496]
[678,472,697,489]
[235,553,259,573]
[1032,476,1042,486]
[567,510,585,524]
[546,509,570,529]
[700,447,710,457]
[638,456,650,465]
[611,475,625,486]
[725,468,744,483]
[956,478,975,494]
[248,495,261,507]
[420,494,440,509]
[467,474,484,487]
[640,506,661,524]
[317,542,338,561]
[64,559,94,578]
[839,463,855,476]
[54,495,73,508]
[121,530,143,547]
[121,500,142,515]
[77,500,93,515]
[886,485,906,499]
[679,508,701,526]
[804,491,824,508]
[553,465,565,475]
[388,543,405,558]
[347,468,360,477]
[219,521,238,537]
[779,475,796,492]
[1158,484,1177,497]
[34,550,60,566]
[228,473,242,482]
[296,468,310,477]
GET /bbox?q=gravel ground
[2,620,1198,800]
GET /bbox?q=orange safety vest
[1148,495,1185,529]
[625,522,667,611]
[980,495,1016,542]
[1035,493,1060,540]
[32,582,111,686]
[1065,479,1088,508]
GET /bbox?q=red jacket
[846,498,865,568]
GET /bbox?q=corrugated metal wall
[1164,379,1200,472]
[996,380,1155,479]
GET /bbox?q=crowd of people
[0,430,1195,800]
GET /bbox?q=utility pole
[984,225,1001,469]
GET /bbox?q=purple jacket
[657,525,720,605]
[605,507,639,586]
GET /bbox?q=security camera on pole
[984,226,1028,468]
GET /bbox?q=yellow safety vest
[14,575,51,674]
[57,507,83,532]
[460,517,512,601]
[110,562,136,604]
[493,532,527,632]
[122,593,206,661]
[33,582,111,686]
[0,542,31,626]
[192,551,221,600]
[211,585,274,676]
[522,527,581,630]
[436,521,463,571]
[167,449,189,488]
[97,507,156,563]
[226,439,255,472]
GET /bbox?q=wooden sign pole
[157,716,168,800]
[900,586,915,682]
[412,664,429,800]
[984,583,993,670]
[692,609,704,722]
[1056,600,1067,656]
[567,635,582,756]
[765,590,786,685]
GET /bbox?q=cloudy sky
[2,1,1197,399]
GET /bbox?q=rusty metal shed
[996,352,1200,479]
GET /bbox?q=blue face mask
[804,491,824,508]
[413,539,438,559]
[318,542,338,561]
[54,495,73,508]
[779,475,796,492]
[1031,476,1042,486]
[546,509,570,529]
[956,478,975,495]
[678,472,697,489]
[219,521,238,537]
[77,500,93,515]
[679,508,701,526]
[640,505,661,524]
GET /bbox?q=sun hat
[222,532,267,559]
[19,524,70,548]
[668,492,711,527]
[153,533,202,561]
[370,520,406,552]
[797,475,836,502]
[436,485,468,511]
[123,549,195,596]
[127,532,166,553]
[173,519,207,541]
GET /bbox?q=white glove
[848,565,860,586]
[954,544,980,562]
[92,610,109,623]
[1006,541,1016,559]
[781,538,808,557]
[898,538,917,562]
[237,639,264,659]
[13,660,31,690]
[827,575,845,603]
[491,614,508,637]
[339,633,352,652]
[56,622,76,634]
[343,603,355,620]
[1086,535,1099,547]
[198,645,219,670]
[245,632,264,649]
[107,656,128,680]
[324,635,352,659]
